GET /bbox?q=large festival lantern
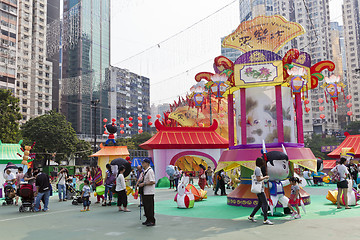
[321,75,345,111]
[203,15,336,209]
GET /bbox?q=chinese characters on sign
[321,145,338,153]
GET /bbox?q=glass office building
[61,0,110,136]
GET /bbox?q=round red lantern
[120,124,124,128]
[138,116,142,121]
[138,129,143,134]
[318,98,324,104]
[147,115,152,119]
[156,114,161,119]
[103,118,108,123]
[120,130,124,134]
[129,117,133,121]
[120,118,124,122]
[129,123,133,127]
[148,122,153,126]
[320,114,325,119]
[346,95,352,100]
[304,99,310,105]
[138,123,143,127]
[347,111,353,116]
[347,103,352,108]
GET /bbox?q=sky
[110,0,345,105]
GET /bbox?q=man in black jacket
[34,170,51,212]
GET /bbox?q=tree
[75,140,92,165]
[344,121,360,135]
[21,110,79,166]
[304,134,340,159]
[116,132,152,150]
[0,89,22,143]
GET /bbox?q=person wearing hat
[138,158,156,226]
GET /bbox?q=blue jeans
[208,176,213,185]
[35,190,50,211]
[83,196,90,207]
[104,185,113,201]
[58,184,66,200]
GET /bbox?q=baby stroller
[66,181,77,200]
[71,190,84,205]
[18,183,34,212]
[2,184,15,206]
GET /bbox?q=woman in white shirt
[330,158,351,209]
[115,166,130,212]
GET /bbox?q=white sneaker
[295,214,301,219]
[248,216,257,222]
[263,220,274,225]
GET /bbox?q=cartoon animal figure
[104,118,117,145]
[263,142,290,215]
[174,176,195,208]
[340,147,355,164]
[342,180,360,206]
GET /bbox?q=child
[116,166,130,212]
[81,179,91,212]
[288,177,301,219]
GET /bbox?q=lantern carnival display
[321,75,346,111]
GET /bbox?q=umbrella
[110,158,132,177]
[166,165,175,177]
[4,162,18,172]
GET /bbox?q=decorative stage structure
[194,15,342,208]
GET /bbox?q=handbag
[251,174,262,194]
[331,166,341,183]
[105,174,116,185]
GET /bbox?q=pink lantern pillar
[240,88,247,145]
[295,93,304,143]
[275,86,284,143]
[228,93,235,147]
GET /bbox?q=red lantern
[319,106,324,111]
[318,98,324,104]
[305,107,310,113]
[304,99,310,105]
[147,115,152,119]
[220,113,224,118]
[129,117,133,121]
[138,129,143,134]
[103,118,108,123]
[138,116,142,120]
[103,131,107,134]
[129,123,133,127]
[120,130,124,134]
[138,123,143,127]
[347,103,352,108]
[166,120,171,124]
[126,156,130,161]
[111,118,116,122]
[156,114,161,118]
[103,124,106,128]
[148,122,153,126]
[120,124,124,128]
[120,118,124,122]
[347,111,353,116]
[320,114,325,119]
[346,95,352,100]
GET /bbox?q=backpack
[331,166,341,183]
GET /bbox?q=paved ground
[1,185,360,240]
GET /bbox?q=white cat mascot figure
[174,176,195,208]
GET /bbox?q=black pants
[215,180,226,195]
[169,179,174,189]
[250,192,268,221]
[143,194,155,223]
[117,190,127,208]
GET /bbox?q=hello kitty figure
[174,176,195,208]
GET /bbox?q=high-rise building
[342,0,360,121]
[16,0,53,122]
[109,66,151,137]
[61,0,110,137]
[0,0,18,91]
[223,0,337,135]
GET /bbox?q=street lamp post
[91,99,100,155]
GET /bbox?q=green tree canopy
[116,132,152,150]
[0,89,22,143]
[344,121,360,135]
[304,134,340,159]
[21,110,79,166]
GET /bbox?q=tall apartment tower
[61,0,111,137]
[228,0,337,135]
[16,0,53,122]
[342,0,360,120]
[0,0,18,91]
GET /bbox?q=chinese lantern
[147,115,152,119]
[129,117,133,121]
[346,95,352,100]
[120,130,124,134]
[304,99,310,105]
[111,118,116,122]
[139,129,143,134]
[166,120,171,124]
[194,93,204,107]
[319,106,324,111]
[138,123,143,127]
[138,116,142,120]
[129,123,133,127]
[103,118,108,123]
[156,114,161,118]
[305,107,310,113]
[104,131,107,134]
[347,103,352,108]
[320,114,325,119]
[148,122,153,126]
[347,111,353,116]
[318,98,324,104]
[120,118,124,122]
[120,124,124,128]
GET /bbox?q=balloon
[347,103,352,108]
[138,123,143,127]
[166,120,171,124]
[120,124,124,128]
[318,98,324,103]
[320,114,325,119]
[319,106,324,111]
[138,116,142,120]
[120,130,124,134]
[138,129,143,134]
[148,122,153,126]
[147,115,152,119]
[305,107,310,113]
[103,118,108,123]
[346,95,352,100]
[129,123,133,127]
[156,114,161,118]
[304,99,310,105]
[129,117,133,121]
[120,118,124,121]
[347,111,353,116]
[111,118,116,122]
